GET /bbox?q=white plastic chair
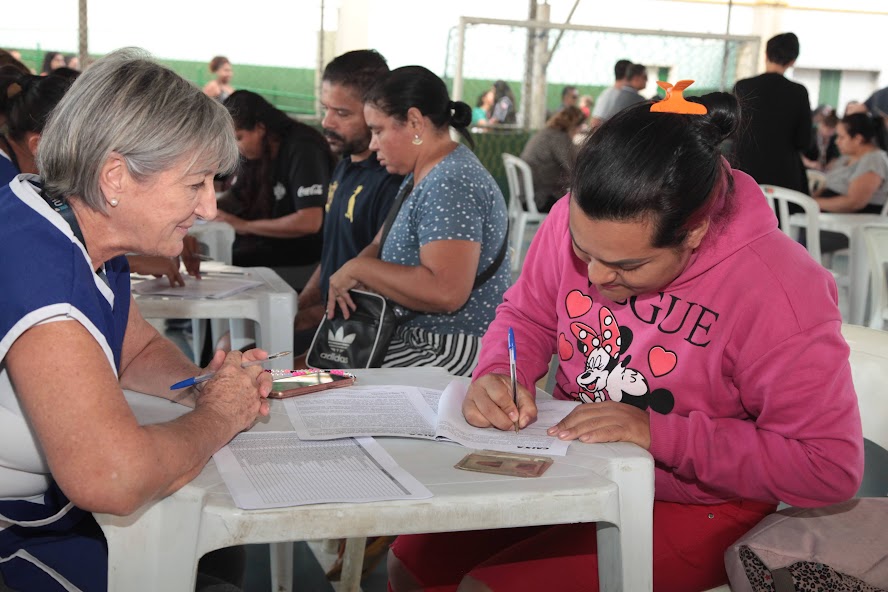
[502,153,546,273]
[704,323,888,592]
[759,184,823,263]
[862,223,888,330]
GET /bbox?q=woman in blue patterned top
[326,66,511,376]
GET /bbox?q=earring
[110,198,119,207]
[412,134,423,146]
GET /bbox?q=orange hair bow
[650,80,707,115]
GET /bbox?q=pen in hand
[169,350,291,390]
[508,327,519,434]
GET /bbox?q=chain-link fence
[446,17,760,128]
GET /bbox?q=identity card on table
[283,379,579,456]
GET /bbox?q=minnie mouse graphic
[570,306,674,414]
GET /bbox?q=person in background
[590,58,632,130]
[549,85,579,118]
[0,71,200,287]
[387,90,862,592]
[326,65,511,376]
[733,32,812,194]
[802,106,840,171]
[293,49,403,357]
[40,51,65,75]
[579,94,594,119]
[203,56,235,102]
[217,90,335,277]
[0,50,30,76]
[605,63,649,117]
[488,80,517,125]
[814,112,888,214]
[471,88,494,127]
[64,54,80,71]
[519,105,586,213]
[0,47,271,592]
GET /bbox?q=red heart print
[648,346,677,377]
[565,290,593,318]
[558,333,573,361]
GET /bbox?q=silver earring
[412,134,423,146]
[110,198,119,207]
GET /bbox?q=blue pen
[169,350,291,390]
[508,327,519,433]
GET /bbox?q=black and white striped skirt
[381,326,481,377]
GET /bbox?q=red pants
[390,498,775,592]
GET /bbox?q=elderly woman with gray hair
[0,49,272,592]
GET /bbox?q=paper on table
[213,433,432,509]
[284,380,579,456]
[132,275,262,299]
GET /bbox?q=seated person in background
[64,54,80,71]
[0,71,197,287]
[387,90,863,592]
[815,112,888,214]
[471,89,493,127]
[802,106,839,171]
[548,85,578,119]
[327,66,511,377]
[202,55,234,102]
[0,48,271,592]
[579,94,594,119]
[293,49,403,355]
[488,80,517,125]
[217,90,335,274]
[519,105,586,212]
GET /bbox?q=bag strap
[377,177,415,254]
[472,223,509,290]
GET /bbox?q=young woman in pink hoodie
[387,91,864,592]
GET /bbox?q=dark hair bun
[449,100,472,128]
[693,92,740,145]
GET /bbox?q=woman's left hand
[326,260,361,319]
[180,235,202,279]
[547,401,651,449]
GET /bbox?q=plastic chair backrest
[862,223,888,329]
[759,184,822,263]
[840,324,888,451]
[502,153,540,216]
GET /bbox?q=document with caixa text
[283,380,578,456]
[213,434,432,509]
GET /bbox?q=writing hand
[463,373,537,432]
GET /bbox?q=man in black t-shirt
[294,50,403,354]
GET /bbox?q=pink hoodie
[474,169,863,507]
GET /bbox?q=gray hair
[37,47,239,212]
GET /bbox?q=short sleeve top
[380,144,510,337]
[825,149,888,207]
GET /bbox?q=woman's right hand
[128,255,185,287]
[463,373,537,431]
[195,350,272,434]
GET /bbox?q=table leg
[340,536,367,592]
[270,542,294,592]
[850,227,869,325]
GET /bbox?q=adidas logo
[328,327,356,352]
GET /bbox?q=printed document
[284,380,579,456]
[213,433,432,509]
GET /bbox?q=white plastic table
[97,368,654,592]
[133,266,296,370]
[189,220,235,264]
[790,212,883,325]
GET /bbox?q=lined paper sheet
[132,276,262,299]
[213,433,431,509]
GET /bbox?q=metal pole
[315,0,325,118]
[78,0,88,68]
[720,0,734,91]
[546,0,580,67]
[521,0,537,129]
[530,2,550,130]
[453,17,466,102]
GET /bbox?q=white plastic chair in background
[759,184,823,263]
[502,153,546,273]
[862,222,888,330]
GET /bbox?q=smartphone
[267,370,357,399]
